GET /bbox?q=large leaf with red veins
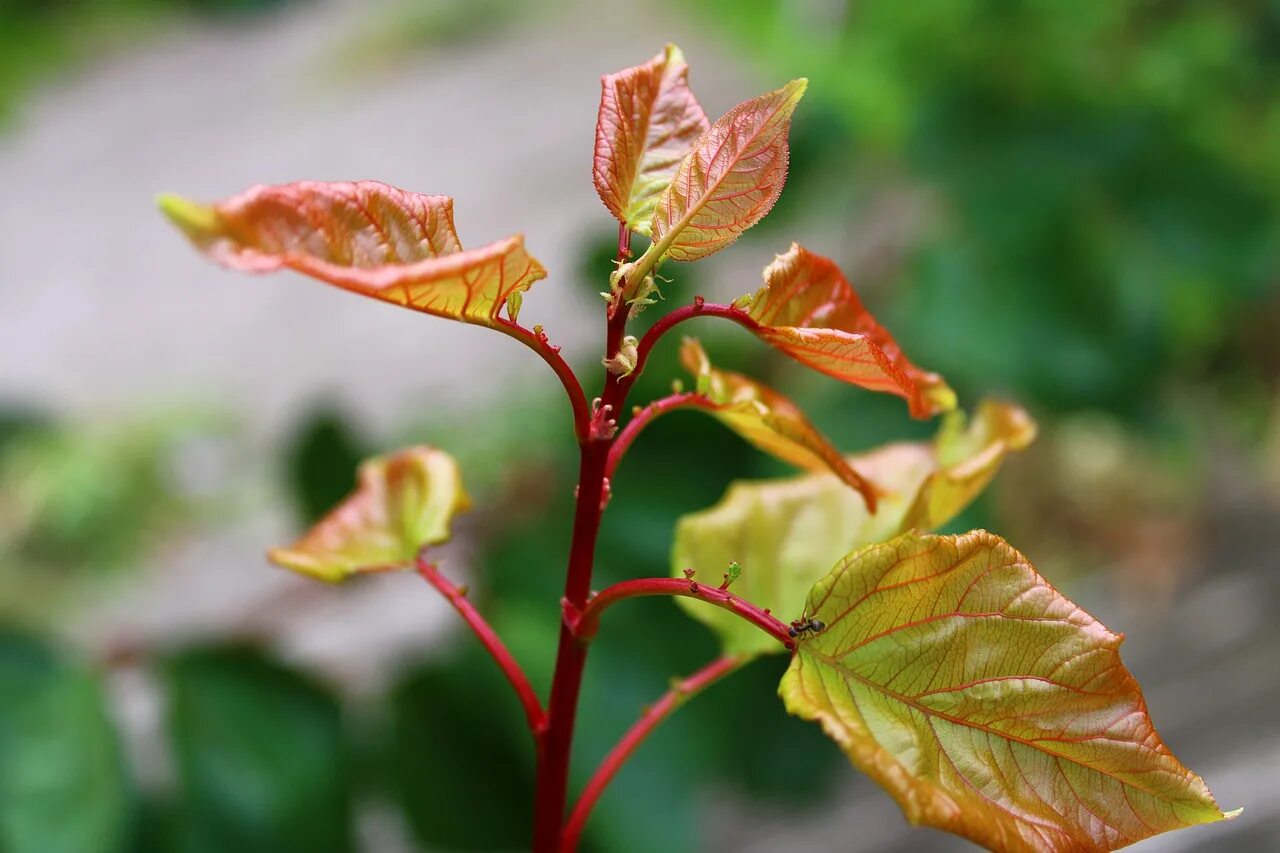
[268,446,470,583]
[679,338,877,509]
[745,243,955,418]
[780,530,1235,851]
[672,401,1034,657]
[159,180,544,327]
[650,79,806,261]
[594,43,709,235]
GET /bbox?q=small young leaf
[746,243,955,417]
[650,79,807,261]
[672,400,1034,657]
[268,446,469,582]
[160,181,545,328]
[594,44,709,235]
[680,338,878,509]
[780,530,1235,852]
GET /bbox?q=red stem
[416,557,546,733]
[562,654,745,850]
[497,319,592,442]
[605,392,703,479]
[567,577,795,650]
[627,300,755,387]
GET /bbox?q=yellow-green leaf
[745,243,955,417]
[268,446,469,582]
[593,44,709,234]
[780,530,1235,851]
[679,338,878,508]
[650,79,806,261]
[159,181,544,328]
[672,400,1034,656]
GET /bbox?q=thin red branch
[563,654,746,850]
[416,557,547,734]
[605,392,703,479]
[496,319,592,443]
[626,300,757,389]
[567,577,795,650]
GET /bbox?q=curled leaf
[650,79,806,261]
[746,243,954,417]
[780,530,1235,851]
[672,400,1034,656]
[268,446,469,582]
[594,44,709,234]
[680,338,877,509]
[159,181,544,328]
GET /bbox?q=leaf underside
[160,180,544,327]
[672,400,1035,657]
[747,243,955,418]
[268,446,470,582]
[651,79,807,261]
[594,43,709,234]
[780,530,1234,852]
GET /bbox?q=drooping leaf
[594,44,709,235]
[679,338,877,508]
[779,530,1235,852]
[672,400,1034,656]
[159,180,544,327]
[268,445,469,582]
[650,79,806,261]
[744,243,955,417]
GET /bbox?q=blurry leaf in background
[0,631,130,853]
[163,646,353,853]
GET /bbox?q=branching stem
[605,392,703,479]
[628,300,756,384]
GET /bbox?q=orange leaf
[268,446,470,583]
[746,243,955,418]
[781,531,1236,851]
[650,79,806,261]
[593,44,709,234]
[159,180,544,327]
[680,338,877,509]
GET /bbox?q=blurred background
[2,0,1278,850]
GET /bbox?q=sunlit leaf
[780,530,1236,852]
[159,180,544,327]
[594,44,709,235]
[679,338,877,508]
[745,243,955,417]
[672,401,1034,656]
[650,79,806,261]
[268,446,469,582]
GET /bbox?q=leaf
[0,633,130,853]
[159,180,544,327]
[164,646,353,853]
[779,530,1235,852]
[268,445,470,582]
[672,400,1034,657]
[594,44,709,234]
[650,79,807,261]
[679,338,877,509]
[745,243,956,417]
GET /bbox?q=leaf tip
[1223,807,1244,820]
[157,192,217,238]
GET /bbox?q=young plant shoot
[160,44,1236,853]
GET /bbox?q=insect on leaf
[594,43,709,235]
[672,400,1034,657]
[650,79,806,261]
[745,243,955,418]
[159,180,544,327]
[780,530,1236,852]
[680,338,878,509]
[268,446,470,583]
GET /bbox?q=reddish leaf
[159,180,544,327]
[650,79,806,261]
[268,446,469,582]
[780,531,1236,851]
[746,243,955,417]
[593,44,709,235]
[680,338,877,508]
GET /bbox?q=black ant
[788,617,826,639]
